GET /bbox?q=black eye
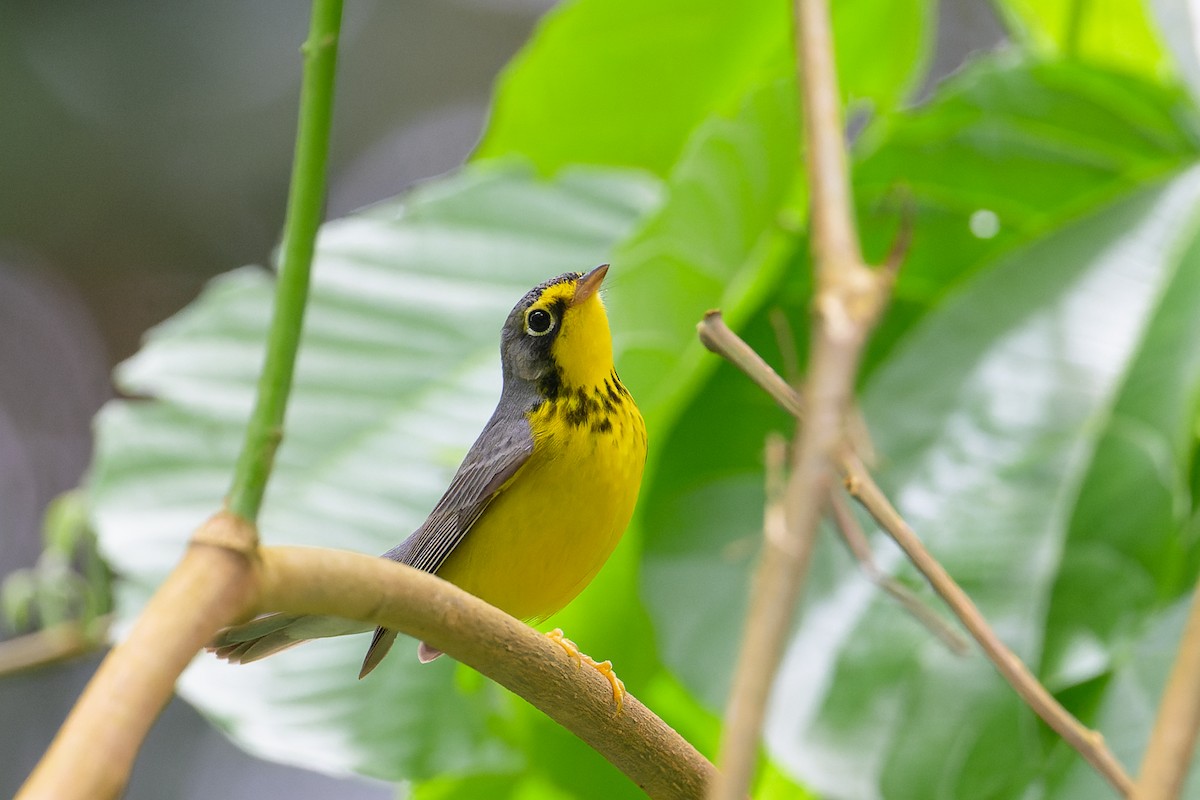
[525,308,555,336]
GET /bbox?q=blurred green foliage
[80,0,1200,798]
[2,491,110,641]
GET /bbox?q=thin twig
[708,0,889,797]
[0,617,111,678]
[798,2,861,276]
[698,312,1136,796]
[827,490,968,656]
[1134,580,1200,799]
[844,449,1134,795]
[712,436,801,796]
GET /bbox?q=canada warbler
[210,264,646,683]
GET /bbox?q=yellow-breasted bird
[209,265,646,691]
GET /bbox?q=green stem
[227,0,344,523]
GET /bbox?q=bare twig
[699,311,1135,795]
[843,450,1134,795]
[708,1,892,797]
[712,436,800,796]
[0,617,111,678]
[827,490,968,656]
[1134,580,1200,799]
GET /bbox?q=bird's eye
[525,308,555,336]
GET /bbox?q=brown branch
[708,1,890,797]
[259,546,717,798]
[798,0,861,276]
[0,617,111,678]
[827,489,968,656]
[17,512,716,800]
[1134,580,1200,799]
[698,312,1136,796]
[843,450,1134,795]
[18,513,259,800]
[712,435,801,796]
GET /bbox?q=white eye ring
[525,307,556,336]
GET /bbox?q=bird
[209,264,646,697]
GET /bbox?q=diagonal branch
[708,1,891,797]
[258,546,717,798]
[698,311,1136,796]
[827,488,968,655]
[17,513,717,800]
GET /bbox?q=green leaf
[1050,596,1200,798]
[476,0,930,176]
[995,0,1174,81]
[89,161,662,781]
[457,74,808,800]
[639,52,1200,796]
[767,168,1200,798]
[855,55,1200,368]
[830,0,929,110]
[606,77,802,419]
[642,54,1200,710]
[1043,226,1200,689]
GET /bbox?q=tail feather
[208,613,372,665]
[358,627,399,679]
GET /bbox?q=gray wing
[381,408,534,574]
[212,409,534,678]
[359,409,533,678]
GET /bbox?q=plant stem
[697,312,1136,797]
[1134,579,1200,800]
[709,0,888,795]
[227,0,344,522]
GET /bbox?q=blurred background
[0,2,553,796]
[0,0,1001,797]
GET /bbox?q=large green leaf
[89,161,663,781]
[642,55,1200,711]
[475,0,929,176]
[408,74,807,800]
[1038,204,1200,798]
[643,54,1200,796]
[855,56,1200,369]
[1051,595,1200,797]
[995,0,1174,81]
[765,166,1200,800]
[607,77,802,419]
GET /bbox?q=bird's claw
[545,628,625,713]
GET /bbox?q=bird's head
[500,264,613,398]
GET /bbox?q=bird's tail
[207,613,373,664]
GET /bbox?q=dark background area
[0,2,552,796]
[0,1,1002,797]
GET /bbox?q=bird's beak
[570,264,608,307]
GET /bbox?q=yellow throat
[434,267,647,621]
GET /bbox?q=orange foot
[546,628,626,714]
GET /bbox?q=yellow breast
[434,371,646,621]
